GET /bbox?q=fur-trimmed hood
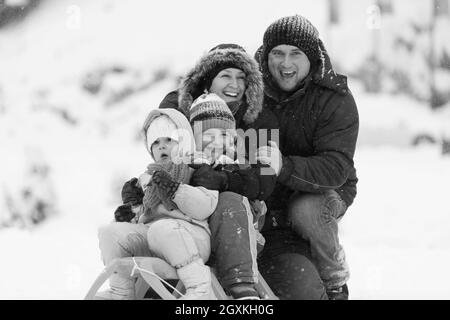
[178,47,264,125]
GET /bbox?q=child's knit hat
[189,93,236,137]
[142,108,196,160]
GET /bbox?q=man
[255,15,359,300]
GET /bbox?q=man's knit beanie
[262,15,322,65]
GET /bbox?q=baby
[110,108,219,300]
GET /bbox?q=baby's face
[150,137,179,162]
[201,128,236,163]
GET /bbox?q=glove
[121,177,144,205]
[190,165,228,191]
[255,141,283,176]
[114,204,136,222]
[152,170,180,202]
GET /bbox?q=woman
[158,43,327,300]
[160,44,276,142]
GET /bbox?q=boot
[229,283,260,300]
[326,283,349,300]
[95,274,136,300]
[177,259,217,300]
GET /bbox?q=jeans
[208,192,258,289]
[287,190,349,289]
[258,228,328,300]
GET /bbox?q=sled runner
[84,256,277,300]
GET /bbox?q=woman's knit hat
[189,93,235,143]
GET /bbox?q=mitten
[114,204,136,222]
[121,177,144,205]
[190,164,228,191]
[151,170,180,211]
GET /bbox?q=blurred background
[0,0,449,299]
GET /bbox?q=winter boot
[326,283,349,300]
[177,259,217,300]
[95,274,136,300]
[229,283,260,300]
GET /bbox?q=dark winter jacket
[159,46,278,201]
[257,41,359,209]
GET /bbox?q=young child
[186,93,277,300]
[102,108,219,300]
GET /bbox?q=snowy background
[0,0,449,299]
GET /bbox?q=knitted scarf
[141,161,192,224]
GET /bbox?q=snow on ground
[1,132,449,299]
[1,0,449,299]
[342,145,450,300]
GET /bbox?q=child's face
[201,128,236,162]
[150,137,179,162]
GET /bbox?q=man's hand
[121,177,144,205]
[190,165,228,191]
[256,141,283,176]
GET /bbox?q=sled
[84,256,278,300]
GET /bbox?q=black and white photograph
[1,0,449,302]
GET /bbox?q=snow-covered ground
[342,145,450,299]
[1,0,449,299]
